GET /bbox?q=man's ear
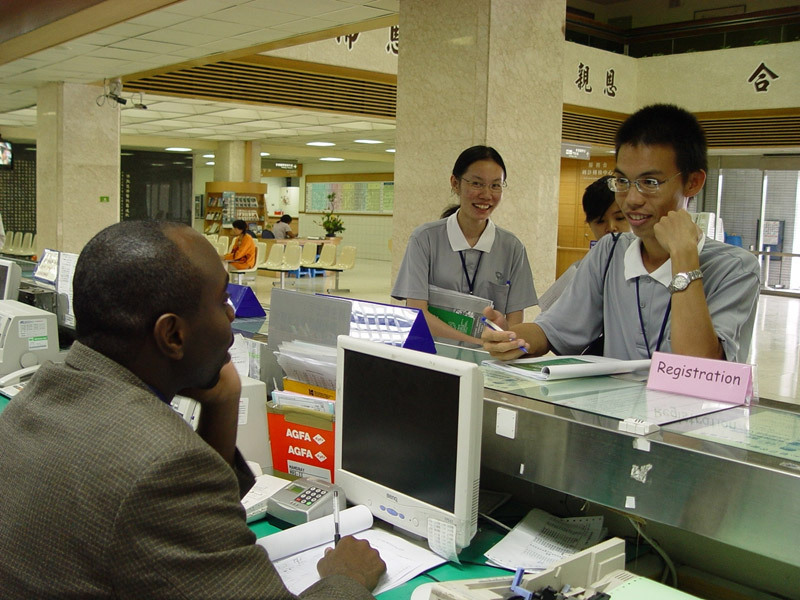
[684,170,706,199]
[153,313,185,360]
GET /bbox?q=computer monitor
[335,336,483,551]
[0,259,21,300]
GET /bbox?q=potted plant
[316,192,346,237]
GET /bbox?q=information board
[305,180,394,214]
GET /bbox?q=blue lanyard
[459,250,483,295]
[635,278,671,359]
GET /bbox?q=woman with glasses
[392,145,536,346]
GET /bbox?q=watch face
[674,274,689,289]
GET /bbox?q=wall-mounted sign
[561,143,592,160]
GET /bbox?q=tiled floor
[246,259,800,406]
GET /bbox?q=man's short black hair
[279,214,292,224]
[73,221,203,358]
[615,104,708,178]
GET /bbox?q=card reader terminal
[266,477,345,525]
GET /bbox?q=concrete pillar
[36,82,120,254]
[393,0,566,316]
[214,141,261,183]
[214,141,246,182]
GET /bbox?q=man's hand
[180,361,241,466]
[653,209,701,264]
[180,360,241,408]
[317,536,386,591]
[481,307,528,360]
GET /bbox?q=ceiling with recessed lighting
[0,0,399,162]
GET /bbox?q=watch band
[668,269,703,293]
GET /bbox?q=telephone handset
[266,476,345,526]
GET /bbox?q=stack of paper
[274,341,337,390]
[270,389,335,414]
[484,508,605,572]
[427,285,493,339]
[258,505,447,595]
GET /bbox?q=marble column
[36,82,121,254]
[393,0,566,317]
[214,141,246,182]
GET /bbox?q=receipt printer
[0,300,59,377]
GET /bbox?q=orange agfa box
[267,401,336,482]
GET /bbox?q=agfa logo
[288,446,313,458]
[286,429,311,442]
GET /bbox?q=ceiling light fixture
[386,149,396,153]
[260,152,270,156]
[320,157,344,161]
[203,154,215,158]
[307,142,335,147]
[354,139,382,144]
[205,161,215,166]
[166,147,192,152]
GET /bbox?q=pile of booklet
[427,285,493,339]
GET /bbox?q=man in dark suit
[0,221,385,599]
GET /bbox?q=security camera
[109,93,127,106]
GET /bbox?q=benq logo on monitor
[386,493,398,502]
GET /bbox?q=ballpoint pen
[332,490,341,546]
[481,316,505,332]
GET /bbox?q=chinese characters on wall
[334,26,399,55]
[580,161,610,178]
[575,62,618,97]
[748,62,779,92]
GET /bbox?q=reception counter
[435,344,800,577]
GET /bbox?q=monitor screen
[0,140,12,170]
[335,336,483,552]
[0,259,21,300]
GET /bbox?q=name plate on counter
[646,351,752,405]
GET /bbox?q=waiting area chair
[0,231,15,254]
[5,231,22,255]
[307,243,337,271]
[15,232,34,257]
[298,242,320,278]
[265,243,302,289]
[323,245,356,293]
[229,241,266,286]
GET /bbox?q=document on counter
[274,340,337,390]
[483,356,651,381]
[257,505,446,595]
[484,508,604,572]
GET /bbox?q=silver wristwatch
[668,269,703,293]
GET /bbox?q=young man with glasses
[483,104,760,363]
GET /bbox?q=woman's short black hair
[232,219,247,231]
[452,145,507,180]
[582,176,617,223]
[279,214,292,224]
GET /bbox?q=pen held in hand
[481,317,527,352]
[332,490,341,546]
[481,316,505,332]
